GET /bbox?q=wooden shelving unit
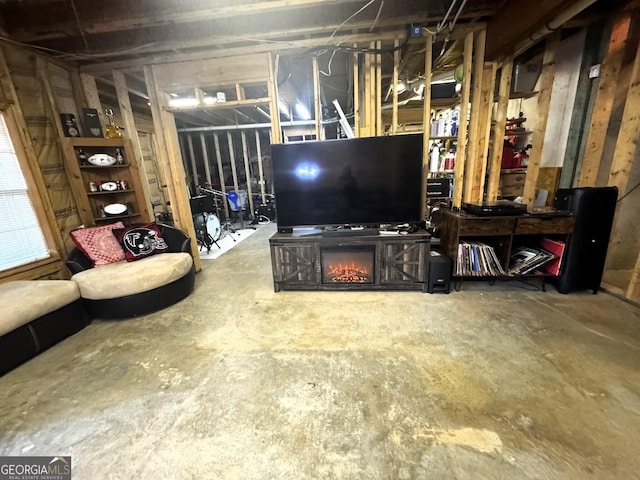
[439,209,574,288]
[61,137,152,227]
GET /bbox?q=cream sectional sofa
[0,280,89,376]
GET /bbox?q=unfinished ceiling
[0,0,623,129]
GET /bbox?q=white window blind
[0,113,50,271]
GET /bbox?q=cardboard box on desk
[499,171,525,197]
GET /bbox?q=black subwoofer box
[428,251,451,294]
[552,186,618,294]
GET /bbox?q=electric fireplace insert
[320,246,375,284]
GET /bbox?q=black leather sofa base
[81,265,196,320]
[0,298,90,376]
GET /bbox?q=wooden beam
[376,40,383,136]
[267,52,282,144]
[95,76,150,101]
[392,38,400,135]
[370,42,376,136]
[37,57,99,240]
[83,30,406,76]
[420,33,433,220]
[69,69,88,115]
[626,252,640,299]
[241,131,255,214]
[255,130,266,203]
[235,84,246,101]
[80,73,108,129]
[165,97,271,113]
[487,59,514,201]
[312,55,322,140]
[463,29,487,203]
[199,134,213,187]
[213,133,230,218]
[609,37,640,197]
[150,125,170,210]
[471,61,498,203]
[560,21,604,188]
[36,58,67,141]
[0,257,67,281]
[579,13,632,186]
[353,46,360,137]
[194,88,205,106]
[227,132,240,193]
[522,33,560,210]
[453,31,474,209]
[19,0,367,42]
[144,65,201,271]
[113,69,153,219]
[186,134,198,188]
[152,53,269,91]
[363,49,372,137]
[0,49,66,260]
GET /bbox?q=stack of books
[456,242,506,276]
[507,246,556,275]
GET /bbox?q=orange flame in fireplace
[326,263,370,283]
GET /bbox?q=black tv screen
[271,134,424,229]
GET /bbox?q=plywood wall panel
[153,53,270,91]
[4,47,81,253]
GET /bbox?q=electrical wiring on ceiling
[69,0,90,52]
[423,0,469,58]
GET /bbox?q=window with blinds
[0,112,50,271]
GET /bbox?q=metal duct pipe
[514,0,598,57]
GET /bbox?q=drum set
[189,186,236,253]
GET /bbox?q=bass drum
[206,214,222,241]
[193,213,222,243]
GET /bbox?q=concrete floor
[1,223,640,479]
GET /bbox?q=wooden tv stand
[269,231,430,292]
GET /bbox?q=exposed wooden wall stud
[453,31,474,209]
[486,59,514,201]
[579,13,632,187]
[522,33,559,209]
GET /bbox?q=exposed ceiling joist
[82,29,409,76]
[10,0,367,42]
[72,12,487,66]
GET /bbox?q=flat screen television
[271,134,424,230]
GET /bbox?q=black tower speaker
[552,186,618,294]
[428,251,451,294]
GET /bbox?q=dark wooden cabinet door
[380,240,428,285]
[270,243,318,285]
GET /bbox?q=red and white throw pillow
[70,222,126,267]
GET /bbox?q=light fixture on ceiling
[169,97,198,108]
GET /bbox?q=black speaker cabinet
[553,186,618,294]
[428,251,451,294]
